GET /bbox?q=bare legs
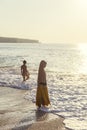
[23,74,29,82]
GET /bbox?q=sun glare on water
[78,43,87,55]
[78,43,87,74]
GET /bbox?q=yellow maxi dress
[36,84,50,107]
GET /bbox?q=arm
[21,66,23,75]
[37,69,46,85]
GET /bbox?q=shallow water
[0,87,64,130]
[0,43,87,130]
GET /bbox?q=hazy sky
[0,0,87,43]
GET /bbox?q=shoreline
[0,87,71,130]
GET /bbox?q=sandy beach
[0,87,71,130]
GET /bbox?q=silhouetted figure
[21,60,30,81]
[36,60,50,108]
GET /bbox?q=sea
[0,43,87,130]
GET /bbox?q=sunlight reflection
[78,43,87,74]
[78,43,87,56]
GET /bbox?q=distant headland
[0,36,39,43]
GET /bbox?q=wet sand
[0,87,71,130]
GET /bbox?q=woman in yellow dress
[36,60,50,108]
